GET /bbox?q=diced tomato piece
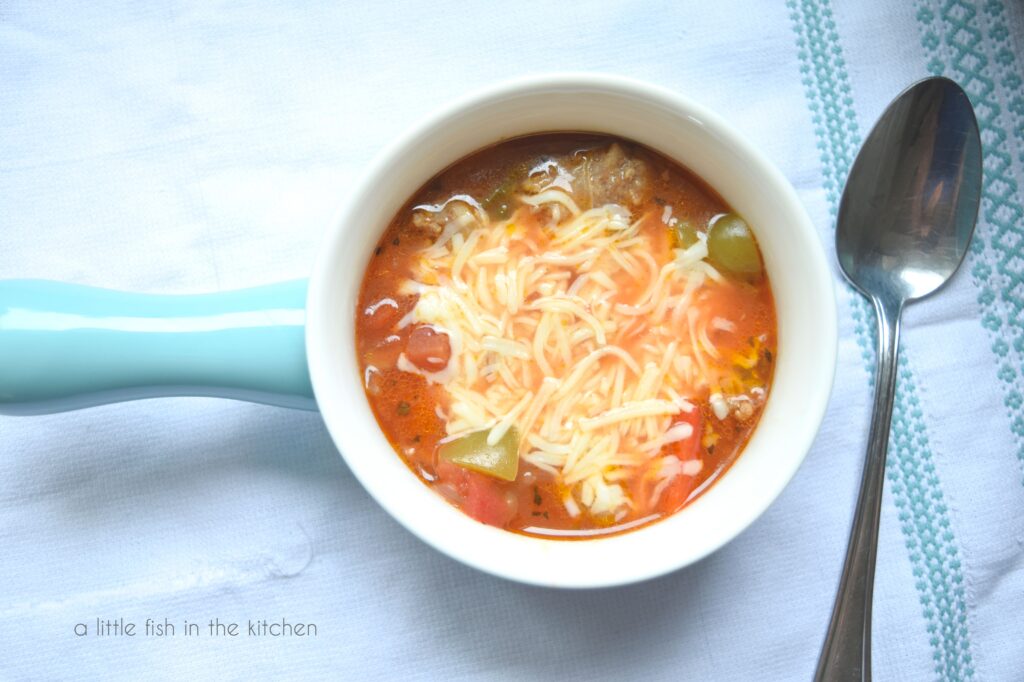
[655,470,700,516]
[434,459,468,489]
[363,334,404,369]
[435,459,514,528]
[363,297,402,333]
[654,408,704,513]
[666,407,702,462]
[462,474,515,527]
[407,326,451,372]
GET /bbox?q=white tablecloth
[2,1,1023,680]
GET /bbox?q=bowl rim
[307,72,838,588]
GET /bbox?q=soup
[356,133,776,538]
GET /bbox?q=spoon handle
[815,295,902,682]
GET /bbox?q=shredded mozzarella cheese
[399,202,725,517]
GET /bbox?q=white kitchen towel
[2,1,1023,680]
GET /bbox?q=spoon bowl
[837,77,982,304]
[817,76,982,681]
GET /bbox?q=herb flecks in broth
[356,134,776,538]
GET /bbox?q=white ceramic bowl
[307,73,836,588]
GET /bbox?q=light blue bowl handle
[0,280,316,416]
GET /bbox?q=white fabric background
[2,2,1022,680]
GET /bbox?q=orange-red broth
[356,134,776,538]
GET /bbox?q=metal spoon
[816,77,982,681]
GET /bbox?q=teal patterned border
[916,0,1024,472]
[787,1,975,679]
